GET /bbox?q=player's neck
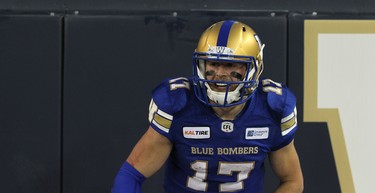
[211,103,246,121]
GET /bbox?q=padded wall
[0,14,62,193]
[287,13,342,193]
[62,12,288,193]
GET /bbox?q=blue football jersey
[148,77,298,193]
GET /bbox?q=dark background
[1,1,371,193]
[0,0,374,12]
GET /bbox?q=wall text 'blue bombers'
[191,146,259,155]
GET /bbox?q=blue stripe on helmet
[217,20,235,46]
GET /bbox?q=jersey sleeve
[148,77,191,141]
[265,80,298,151]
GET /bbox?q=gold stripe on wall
[303,20,375,193]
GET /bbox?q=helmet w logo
[208,46,234,55]
[216,46,226,53]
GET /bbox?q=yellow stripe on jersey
[281,107,297,136]
[148,99,174,133]
[281,117,296,131]
[153,113,172,129]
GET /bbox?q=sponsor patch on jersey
[245,127,269,140]
[183,127,210,139]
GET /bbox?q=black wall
[0,15,62,193]
[0,0,375,12]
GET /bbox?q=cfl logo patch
[221,121,234,133]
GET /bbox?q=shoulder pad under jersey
[151,77,191,114]
[261,79,298,137]
[148,77,191,135]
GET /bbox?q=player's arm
[111,126,172,193]
[111,77,188,193]
[127,126,172,177]
[269,140,304,193]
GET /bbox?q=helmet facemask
[193,51,262,107]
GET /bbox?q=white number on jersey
[187,161,255,192]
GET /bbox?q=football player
[112,20,303,193]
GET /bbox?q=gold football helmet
[193,20,265,107]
